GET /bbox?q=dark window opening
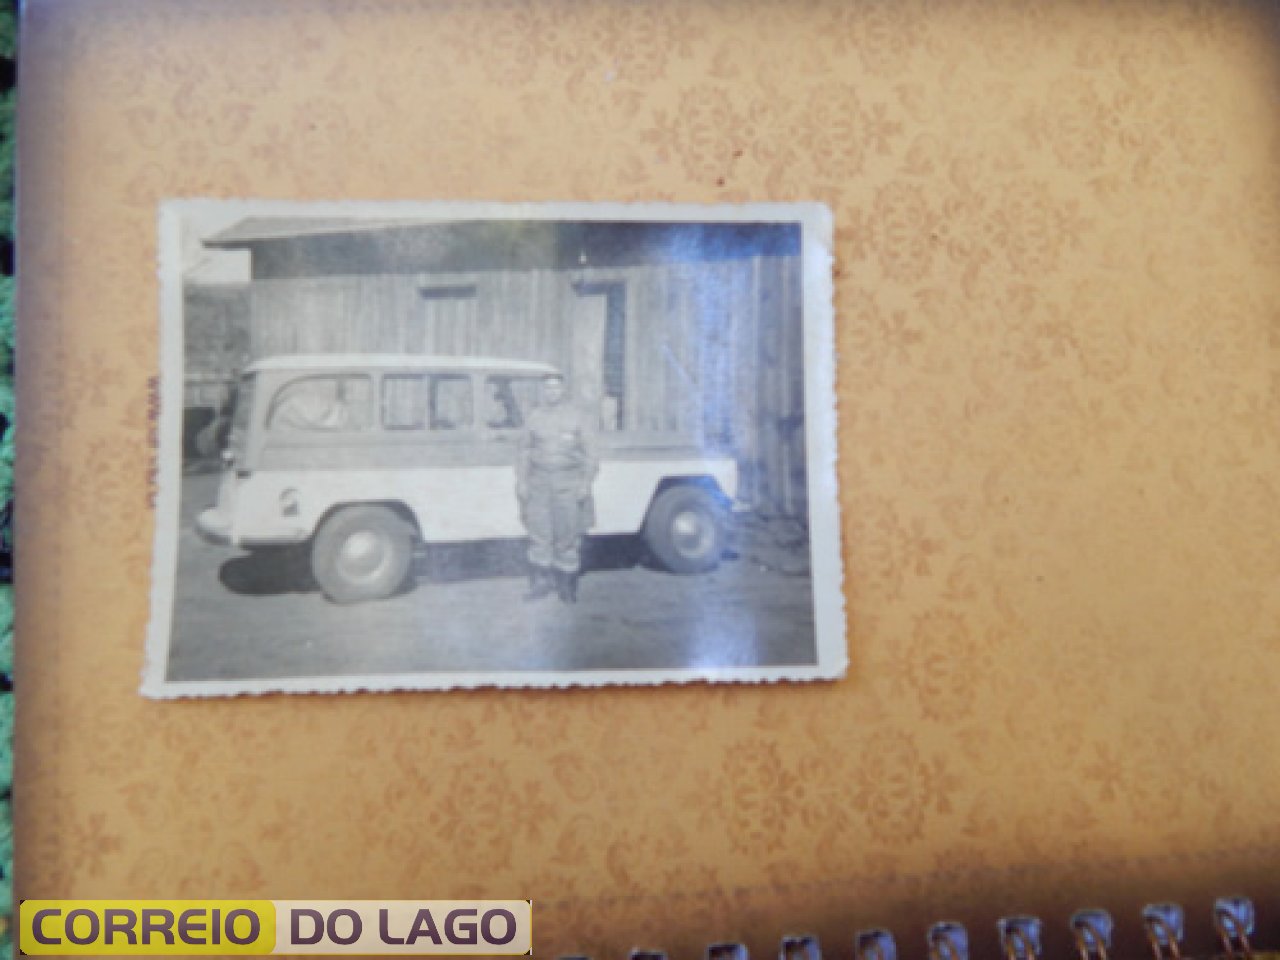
[418,284,478,300]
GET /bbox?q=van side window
[383,374,474,431]
[483,376,540,430]
[432,375,473,430]
[268,375,371,432]
[382,375,428,430]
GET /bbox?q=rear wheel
[643,485,726,574]
[311,505,414,603]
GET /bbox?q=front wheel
[311,505,415,603]
[642,485,726,574]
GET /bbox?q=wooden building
[201,219,808,518]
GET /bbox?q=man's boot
[523,566,553,601]
[555,569,579,603]
[553,569,573,603]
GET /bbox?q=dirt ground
[162,472,819,683]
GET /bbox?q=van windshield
[227,372,255,461]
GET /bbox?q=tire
[311,505,415,603]
[642,485,726,574]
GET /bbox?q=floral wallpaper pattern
[16,0,1280,957]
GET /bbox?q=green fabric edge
[1,0,16,950]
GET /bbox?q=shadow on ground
[217,534,657,597]
[218,547,315,596]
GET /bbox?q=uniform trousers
[523,470,588,573]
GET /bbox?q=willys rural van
[196,354,741,603]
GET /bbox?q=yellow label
[19,900,276,955]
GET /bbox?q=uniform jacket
[516,402,600,483]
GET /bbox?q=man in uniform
[516,373,599,603]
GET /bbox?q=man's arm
[515,414,533,495]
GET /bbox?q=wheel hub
[671,509,714,556]
[338,530,389,581]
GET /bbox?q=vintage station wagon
[197,354,740,602]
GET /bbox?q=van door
[382,371,522,541]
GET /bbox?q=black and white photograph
[143,201,843,696]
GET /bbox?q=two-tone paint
[197,354,738,550]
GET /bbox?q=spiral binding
[1214,898,1255,960]
[1071,909,1114,960]
[561,897,1263,960]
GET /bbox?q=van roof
[244,354,561,375]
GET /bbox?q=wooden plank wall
[245,257,807,518]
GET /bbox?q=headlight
[279,488,300,516]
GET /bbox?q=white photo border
[142,200,845,697]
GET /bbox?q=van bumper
[197,509,309,548]
[196,508,234,546]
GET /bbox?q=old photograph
[143,201,844,696]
